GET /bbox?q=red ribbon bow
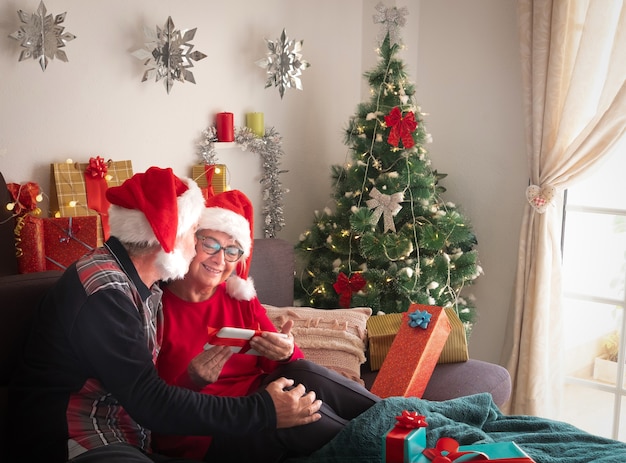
[85,156,108,178]
[385,107,417,149]
[84,156,111,240]
[206,326,262,354]
[423,438,489,462]
[395,410,428,429]
[333,272,366,308]
[202,164,216,201]
[58,217,81,244]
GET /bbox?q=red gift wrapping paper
[382,411,428,463]
[15,215,46,274]
[371,304,451,398]
[42,216,98,271]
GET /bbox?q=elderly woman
[154,189,380,463]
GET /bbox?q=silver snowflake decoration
[132,16,207,94]
[373,2,409,47]
[256,29,310,99]
[8,1,76,71]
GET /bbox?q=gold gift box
[191,164,227,195]
[367,307,469,371]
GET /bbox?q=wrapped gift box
[15,215,46,274]
[50,159,133,245]
[382,410,428,463]
[415,438,536,462]
[367,307,469,371]
[42,216,98,271]
[371,305,451,398]
[191,164,227,199]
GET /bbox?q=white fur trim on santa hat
[198,207,252,257]
[108,178,204,250]
[226,275,257,301]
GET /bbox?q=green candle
[246,112,264,137]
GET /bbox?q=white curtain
[503,0,626,417]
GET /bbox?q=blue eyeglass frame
[196,234,244,262]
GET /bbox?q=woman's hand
[187,344,233,387]
[249,319,295,362]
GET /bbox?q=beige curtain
[503,0,626,417]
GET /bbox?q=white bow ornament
[366,187,404,232]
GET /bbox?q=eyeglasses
[196,234,244,262]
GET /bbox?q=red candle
[216,112,234,142]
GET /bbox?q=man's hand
[265,377,322,428]
[187,345,233,387]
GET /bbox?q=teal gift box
[415,438,536,462]
[382,411,428,463]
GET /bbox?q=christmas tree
[294,4,482,329]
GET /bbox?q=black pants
[204,359,380,463]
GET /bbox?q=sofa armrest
[361,359,511,407]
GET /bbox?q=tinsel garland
[197,126,286,238]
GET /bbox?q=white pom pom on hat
[106,166,205,253]
[200,189,256,301]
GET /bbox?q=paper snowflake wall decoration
[8,1,76,71]
[256,29,310,99]
[132,16,207,94]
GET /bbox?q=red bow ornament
[333,272,366,308]
[385,107,417,149]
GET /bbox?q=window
[560,150,626,441]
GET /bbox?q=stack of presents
[9,158,226,273]
[372,305,535,462]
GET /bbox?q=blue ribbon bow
[407,310,431,329]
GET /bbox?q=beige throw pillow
[262,305,372,384]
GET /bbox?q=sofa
[0,237,511,459]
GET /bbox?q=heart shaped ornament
[526,184,556,213]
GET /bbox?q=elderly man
[8,167,321,463]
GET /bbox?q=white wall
[0,0,526,365]
[414,0,526,362]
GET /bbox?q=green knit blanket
[289,393,626,463]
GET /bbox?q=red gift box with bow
[16,216,98,273]
[42,216,98,271]
[204,326,288,355]
[371,304,451,398]
[382,410,428,463]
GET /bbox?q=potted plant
[593,331,621,384]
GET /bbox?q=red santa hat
[200,189,255,301]
[106,167,204,253]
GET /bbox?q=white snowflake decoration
[9,1,76,71]
[256,29,310,99]
[132,16,207,94]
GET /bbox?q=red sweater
[154,284,304,460]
